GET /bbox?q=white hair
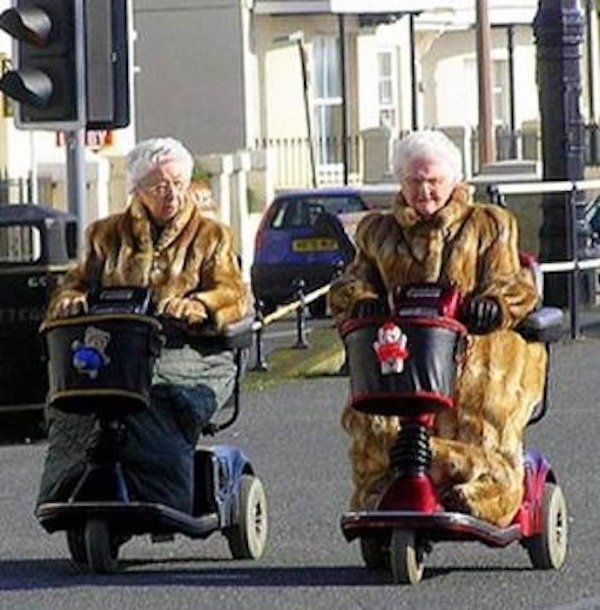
[394,130,463,183]
[126,137,194,192]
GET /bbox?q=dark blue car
[251,187,369,317]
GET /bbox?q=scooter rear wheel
[66,527,87,569]
[389,528,425,584]
[226,474,268,560]
[524,482,568,570]
[359,535,388,570]
[84,519,119,574]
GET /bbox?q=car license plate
[292,238,338,252]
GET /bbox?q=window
[463,58,510,127]
[271,196,367,229]
[493,59,509,126]
[312,37,343,166]
[377,50,397,130]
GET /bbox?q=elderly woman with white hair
[329,129,547,527]
[39,137,248,513]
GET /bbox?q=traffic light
[0,0,130,132]
[85,0,130,130]
[0,0,86,130]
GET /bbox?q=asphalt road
[0,336,598,609]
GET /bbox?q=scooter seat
[516,307,564,343]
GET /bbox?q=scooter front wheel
[84,519,120,574]
[389,528,425,584]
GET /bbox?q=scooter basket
[41,314,163,412]
[340,316,466,416]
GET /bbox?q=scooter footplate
[341,510,522,547]
[36,501,220,539]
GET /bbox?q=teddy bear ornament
[372,321,409,375]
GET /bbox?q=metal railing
[488,178,600,339]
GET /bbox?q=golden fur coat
[46,194,248,328]
[329,184,547,527]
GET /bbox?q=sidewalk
[244,327,345,391]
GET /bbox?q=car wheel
[255,298,277,316]
[308,296,327,318]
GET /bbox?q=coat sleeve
[328,212,387,324]
[45,220,109,320]
[475,206,539,329]
[188,224,249,330]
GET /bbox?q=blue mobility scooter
[36,287,268,573]
[339,282,567,584]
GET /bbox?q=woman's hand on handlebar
[463,296,501,334]
[157,296,208,326]
[50,294,88,319]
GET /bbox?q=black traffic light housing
[85,0,130,130]
[0,0,86,130]
[0,0,130,131]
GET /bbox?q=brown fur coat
[46,194,248,328]
[329,184,547,527]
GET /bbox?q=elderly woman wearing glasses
[329,130,547,527]
[39,137,248,513]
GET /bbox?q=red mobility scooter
[339,283,567,584]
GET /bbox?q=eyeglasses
[143,179,187,198]
[401,176,448,190]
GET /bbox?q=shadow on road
[0,557,534,590]
[0,411,46,446]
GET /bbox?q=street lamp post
[274,32,317,188]
[533,0,587,306]
[476,0,495,169]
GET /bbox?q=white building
[0,0,598,188]
[132,0,600,184]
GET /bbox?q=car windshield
[588,198,600,234]
[270,196,366,229]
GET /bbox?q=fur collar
[393,182,473,239]
[391,183,474,281]
[129,194,197,252]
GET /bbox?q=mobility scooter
[339,282,567,584]
[36,287,268,573]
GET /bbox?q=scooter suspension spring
[390,423,431,475]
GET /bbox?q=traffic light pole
[64,129,87,257]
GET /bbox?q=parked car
[584,195,600,246]
[251,187,370,317]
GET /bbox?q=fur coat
[329,183,547,527]
[46,194,249,329]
